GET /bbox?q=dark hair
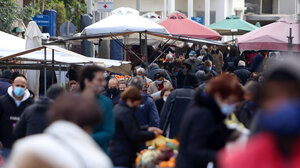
[13,74,27,81]
[229,46,239,57]
[154,72,163,80]
[46,84,65,100]
[121,86,142,102]
[205,73,244,101]
[47,93,101,128]
[160,87,173,98]
[79,65,105,91]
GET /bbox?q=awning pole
[52,49,55,84]
[144,31,148,66]
[44,47,47,95]
[58,64,61,85]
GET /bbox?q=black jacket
[159,88,195,138]
[109,102,155,167]
[155,98,165,115]
[234,101,258,129]
[102,89,121,106]
[176,93,231,168]
[0,92,34,148]
[13,97,51,139]
[234,66,251,85]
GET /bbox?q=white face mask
[163,97,167,102]
[156,80,163,84]
[189,56,196,60]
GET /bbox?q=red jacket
[218,133,300,168]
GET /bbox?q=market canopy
[0,31,25,51]
[208,15,258,35]
[81,7,166,36]
[159,12,221,40]
[0,45,132,74]
[237,19,300,52]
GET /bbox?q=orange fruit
[135,156,140,164]
[159,161,169,167]
[169,157,176,163]
[170,139,180,146]
[168,161,176,167]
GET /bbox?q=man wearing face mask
[147,72,173,100]
[0,75,34,160]
[79,65,115,155]
[103,78,121,106]
[184,50,201,72]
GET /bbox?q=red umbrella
[237,19,300,52]
[159,12,222,40]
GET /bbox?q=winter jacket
[249,54,264,72]
[155,98,165,115]
[176,93,231,168]
[0,79,11,97]
[7,121,113,168]
[147,65,172,83]
[109,102,155,167]
[234,101,258,129]
[0,87,34,148]
[184,58,201,73]
[102,89,121,106]
[135,93,160,127]
[233,66,251,85]
[92,95,115,154]
[147,79,173,98]
[13,97,51,139]
[219,133,300,168]
[211,50,224,73]
[223,55,239,72]
[159,88,195,138]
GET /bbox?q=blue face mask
[173,72,178,77]
[259,100,300,136]
[14,87,25,97]
[220,104,236,115]
[206,67,212,71]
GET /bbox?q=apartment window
[195,11,216,24]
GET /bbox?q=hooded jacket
[176,92,231,168]
[147,64,172,83]
[13,97,51,139]
[109,101,155,167]
[0,86,34,148]
[135,93,160,127]
[7,121,113,168]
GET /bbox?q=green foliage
[0,0,39,33]
[45,0,86,33]
[0,0,86,35]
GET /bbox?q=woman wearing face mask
[176,73,244,168]
[109,86,162,168]
[155,87,173,115]
[147,72,173,99]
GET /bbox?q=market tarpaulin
[159,12,222,40]
[208,15,258,35]
[81,7,166,36]
[237,19,300,52]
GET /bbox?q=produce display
[136,136,179,168]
